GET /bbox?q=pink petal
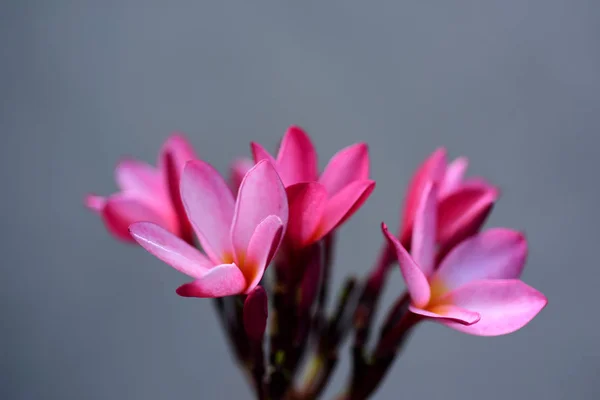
[439,157,468,197]
[160,134,197,243]
[438,279,547,336]
[85,194,106,213]
[275,126,318,186]
[382,223,430,308]
[230,158,254,194]
[409,304,480,325]
[175,264,247,298]
[242,215,285,292]
[231,160,288,261]
[285,182,328,248]
[115,159,164,199]
[411,181,437,276]
[101,194,173,243]
[432,228,528,292]
[400,148,447,245]
[319,142,370,197]
[251,142,278,165]
[159,133,196,174]
[437,185,499,248]
[180,160,235,263]
[129,222,213,278]
[314,180,375,243]
[243,285,268,341]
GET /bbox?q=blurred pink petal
[286,182,328,247]
[439,279,547,336]
[159,134,196,176]
[276,125,318,186]
[102,194,171,243]
[411,182,437,276]
[129,222,213,278]
[230,158,254,194]
[115,159,164,199]
[180,160,235,263]
[437,185,498,247]
[243,286,268,341]
[87,136,197,243]
[433,228,527,292]
[242,215,285,292]
[315,180,375,243]
[319,142,370,196]
[382,223,430,308]
[439,157,468,198]
[400,148,447,244]
[409,304,480,325]
[85,194,106,212]
[231,160,288,258]
[175,264,247,298]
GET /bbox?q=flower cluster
[86,126,547,399]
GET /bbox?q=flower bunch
[86,126,546,399]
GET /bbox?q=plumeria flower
[251,125,375,248]
[129,159,288,298]
[382,182,547,336]
[400,148,499,250]
[86,134,195,243]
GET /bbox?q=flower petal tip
[85,194,106,212]
[381,221,391,235]
[276,126,318,185]
[160,133,196,169]
[164,132,188,146]
[442,279,547,336]
[429,147,448,166]
[175,283,198,297]
[128,221,214,278]
[286,124,309,137]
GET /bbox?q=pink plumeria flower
[251,125,375,248]
[129,159,288,298]
[383,182,547,336]
[400,148,499,250]
[86,134,195,243]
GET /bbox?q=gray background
[2,1,598,399]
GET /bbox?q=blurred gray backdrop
[2,1,598,399]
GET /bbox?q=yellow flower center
[222,250,257,290]
[426,277,449,309]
